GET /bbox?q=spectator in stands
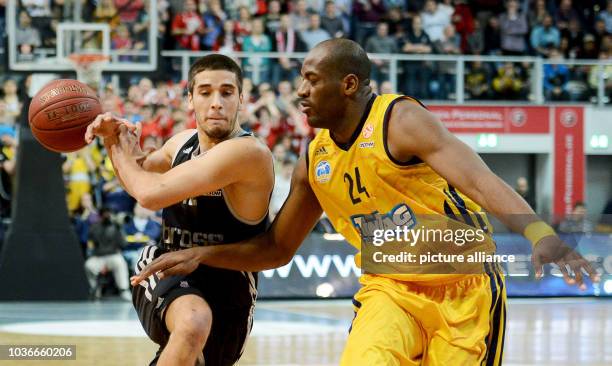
[139,105,163,142]
[492,62,526,100]
[73,192,100,257]
[94,0,118,24]
[270,158,294,219]
[499,0,528,55]
[555,0,582,32]
[578,34,599,59]
[380,80,394,94]
[264,0,283,33]
[465,60,491,99]
[528,0,549,29]
[201,0,226,50]
[588,51,612,101]
[0,130,16,228]
[400,14,433,99]
[559,202,595,234]
[467,19,484,54]
[385,6,407,38]
[242,17,273,84]
[1,79,21,126]
[431,24,461,99]
[113,0,145,24]
[100,156,134,214]
[123,203,161,270]
[85,207,131,301]
[543,48,570,101]
[112,25,134,61]
[352,0,387,45]
[420,0,450,43]
[63,148,97,213]
[270,14,306,86]
[214,19,241,52]
[275,80,299,116]
[171,0,205,51]
[291,0,312,32]
[234,5,254,46]
[16,11,41,60]
[530,13,560,57]
[515,177,536,210]
[562,17,584,59]
[483,15,502,54]
[124,102,143,124]
[139,77,157,105]
[365,22,398,85]
[21,0,54,46]
[299,13,331,50]
[600,0,612,34]
[451,0,474,53]
[594,18,608,53]
[321,1,346,38]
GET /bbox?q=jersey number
[344,167,370,205]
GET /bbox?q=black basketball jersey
[157,130,269,307]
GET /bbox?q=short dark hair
[318,39,371,85]
[188,54,243,94]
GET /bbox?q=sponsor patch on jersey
[203,190,222,197]
[314,146,328,156]
[180,281,189,288]
[182,146,194,154]
[359,141,375,149]
[315,160,332,183]
[362,123,374,139]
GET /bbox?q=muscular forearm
[196,232,291,272]
[110,146,161,206]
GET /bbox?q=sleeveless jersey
[307,94,496,283]
[159,130,269,305]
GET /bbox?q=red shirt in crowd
[171,11,205,51]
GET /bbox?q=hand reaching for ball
[85,112,138,144]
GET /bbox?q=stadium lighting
[590,135,609,149]
[603,280,612,294]
[478,134,498,148]
[316,283,335,298]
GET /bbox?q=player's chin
[203,125,232,139]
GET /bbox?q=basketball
[28,79,102,153]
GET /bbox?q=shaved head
[310,39,371,87]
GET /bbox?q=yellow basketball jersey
[307,94,495,282]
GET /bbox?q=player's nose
[210,91,223,109]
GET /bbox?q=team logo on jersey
[315,160,332,183]
[180,281,189,288]
[182,146,194,154]
[350,203,416,244]
[359,141,375,149]
[362,123,374,139]
[314,146,328,156]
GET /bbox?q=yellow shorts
[340,265,506,366]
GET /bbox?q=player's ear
[187,91,194,111]
[343,74,359,96]
[238,91,244,110]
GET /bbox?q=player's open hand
[130,247,202,286]
[532,236,600,290]
[85,112,137,144]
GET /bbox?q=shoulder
[211,135,273,166]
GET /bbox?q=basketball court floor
[0,298,609,365]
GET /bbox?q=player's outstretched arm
[110,125,272,211]
[130,156,323,285]
[387,100,598,288]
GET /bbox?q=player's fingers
[567,259,586,290]
[556,260,574,285]
[581,259,600,283]
[532,253,544,279]
[135,122,143,140]
[158,263,190,279]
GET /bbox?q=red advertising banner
[553,107,585,217]
[428,106,550,134]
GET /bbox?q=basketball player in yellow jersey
[133,39,599,365]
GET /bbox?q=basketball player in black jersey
[85,55,274,366]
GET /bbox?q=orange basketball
[28,79,102,152]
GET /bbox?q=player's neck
[196,126,243,152]
[330,91,373,144]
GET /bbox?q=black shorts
[133,245,256,366]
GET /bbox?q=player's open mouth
[299,103,311,114]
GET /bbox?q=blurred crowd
[1,0,611,101]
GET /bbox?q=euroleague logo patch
[362,123,374,139]
[315,160,332,183]
[509,108,527,127]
